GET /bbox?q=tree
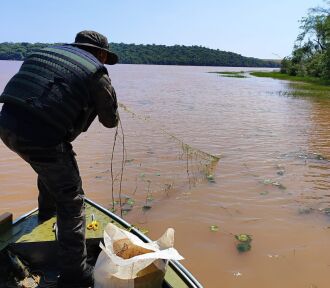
[282,1,330,79]
[0,42,280,68]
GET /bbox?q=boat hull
[0,198,203,288]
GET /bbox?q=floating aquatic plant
[263,179,273,185]
[236,234,251,242]
[298,206,313,214]
[260,191,269,196]
[126,198,135,206]
[207,174,215,183]
[210,225,219,232]
[146,195,154,201]
[322,208,330,216]
[142,205,152,212]
[142,193,153,212]
[261,178,286,190]
[121,204,132,212]
[272,182,286,190]
[235,234,252,253]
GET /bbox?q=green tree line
[0,42,279,68]
[281,1,330,80]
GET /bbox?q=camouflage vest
[0,45,107,137]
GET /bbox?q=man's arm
[92,73,119,128]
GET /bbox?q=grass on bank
[250,71,330,86]
[209,70,330,97]
[209,71,247,78]
[251,71,330,98]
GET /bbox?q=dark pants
[0,126,87,278]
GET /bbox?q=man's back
[0,31,119,287]
[0,45,108,145]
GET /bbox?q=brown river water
[1,61,330,287]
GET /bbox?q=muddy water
[1,61,330,287]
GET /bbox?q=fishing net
[105,103,220,217]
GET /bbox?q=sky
[0,0,327,59]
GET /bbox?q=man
[0,31,119,287]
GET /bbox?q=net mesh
[108,103,220,216]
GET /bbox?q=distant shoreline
[0,42,280,68]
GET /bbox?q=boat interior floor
[0,204,113,288]
[0,203,175,287]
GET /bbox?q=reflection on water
[1,61,330,287]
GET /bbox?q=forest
[281,2,330,80]
[0,42,279,68]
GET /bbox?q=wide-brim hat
[71,30,118,65]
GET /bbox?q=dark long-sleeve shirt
[91,73,118,129]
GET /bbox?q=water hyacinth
[235,234,252,253]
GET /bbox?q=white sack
[94,223,184,288]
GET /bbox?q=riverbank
[250,71,330,98]
[210,70,330,97]
[250,71,330,86]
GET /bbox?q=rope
[118,117,126,218]
[110,114,126,217]
[110,125,119,212]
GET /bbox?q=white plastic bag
[94,223,184,288]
